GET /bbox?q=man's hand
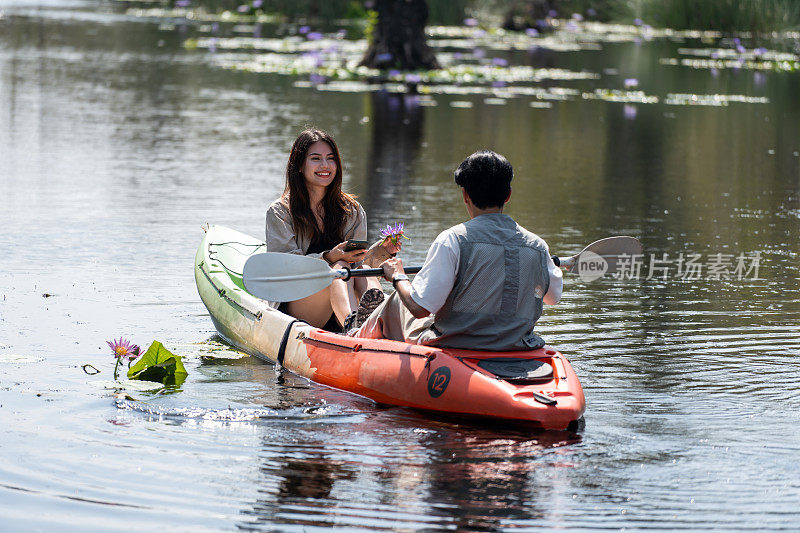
[381,257,430,319]
[380,257,405,282]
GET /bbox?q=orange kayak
[195,225,586,430]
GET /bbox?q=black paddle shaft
[342,265,422,280]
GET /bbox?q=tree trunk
[359,0,440,70]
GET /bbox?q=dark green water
[1,1,799,530]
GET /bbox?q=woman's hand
[325,242,367,265]
[362,238,401,268]
[381,239,402,256]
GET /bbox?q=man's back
[415,213,552,351]
[354,149,562,350]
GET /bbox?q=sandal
[342,311,358,333]
[355,288,385,328]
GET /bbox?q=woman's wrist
[323,249,337,264]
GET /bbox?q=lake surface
[1,1,799,530]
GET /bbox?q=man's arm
[380,257,430,318]
[543,254,563,305]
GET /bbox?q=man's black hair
[453,150,513,209]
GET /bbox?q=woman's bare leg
[329,260,358,326]
[285,286,334,328]
[286,264,382,329]
[353,268,382,300]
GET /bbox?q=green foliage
[468,0,800,31]
[343,0,367,19]
[155,0,800,34]
[427,0,472,25]
[627,0,800,32]
[128,341,187,386]
[364,9,378,44]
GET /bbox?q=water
[1,1,800,530]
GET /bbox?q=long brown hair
[282,129,358,243]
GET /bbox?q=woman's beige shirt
[264,198,368,261]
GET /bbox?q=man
[354,150,562,351]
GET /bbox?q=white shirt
[410,228,563,314]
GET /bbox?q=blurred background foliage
[162,0,800,32]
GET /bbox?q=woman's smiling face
[301,140,337,190]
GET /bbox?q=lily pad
[128,341,188,386]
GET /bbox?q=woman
[265,129,394,330]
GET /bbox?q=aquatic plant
[175,13,794,107]
[105,337,187,385]
[380,222,409,247]
[128,341,188,386]
[107,337,141,380]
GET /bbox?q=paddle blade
[576,236,643,275]
[243,253,336,302]
[560,236,643,276]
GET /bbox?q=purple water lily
[464,18,478,27]
[492,57,508,67]
[380,222,409,246]
[307,32,323,41]
[108,337,140,361]
[107,337,141,380]
[624,78,638,89]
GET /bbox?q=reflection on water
[238,418,580,530]
[363,92,425,209]
[1,0,800,530]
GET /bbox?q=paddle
[243,236,642,302]
[553,236,642,274]
[243,252,422,302]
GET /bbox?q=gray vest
[424,213,551,351]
